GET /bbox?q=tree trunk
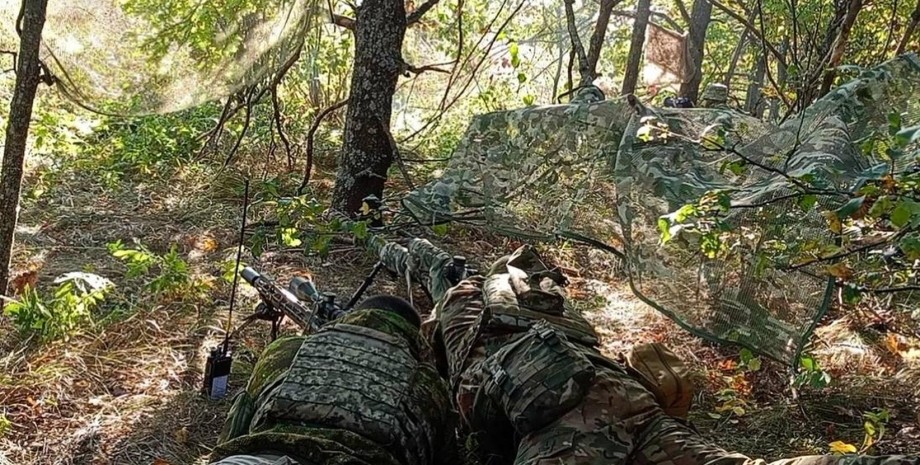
[563,0,592,86]
[564,0,618,89]
[897,0,920,55]
[584,0,618,86]
[621,0,652,95]
[0,0,49,302]
[745,51,766,117]
[331,0,407,214]
[819,0,864,97]
[679,0,713,103]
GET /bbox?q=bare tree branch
[400,0,525,143]
[298,98,349,195]
[674,0,692,24]
[563,0,591,86]
[327,0,355,29]
[819,0,864,96]
[585,0,621,84]
[897,0,920,55]
[332,13,356,29]
[399,59,454,75]
[222,89,255,168]
[753,0,792,110]
[784,229,908,271]
[271,85,294,170]
[710,0,787,68]
[380,116,415,190]
[407,0,442,25]
[611,10,684,33]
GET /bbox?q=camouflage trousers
[514,369,918,465]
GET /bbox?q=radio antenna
[224,179,250,353]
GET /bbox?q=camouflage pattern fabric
[429,246,599,392]
[402,98,633,245]
[615,53,920,363]
[403,53,920,364]
[211,307,457,465]
[435,252,920,465]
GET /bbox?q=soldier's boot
[632,416,920,465]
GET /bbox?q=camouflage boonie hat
[700,83,728,104]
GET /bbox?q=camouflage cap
[701,83,728,103]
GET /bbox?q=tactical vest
[438,272,600,390]
[248,322,443,465]
[471,322,596,435]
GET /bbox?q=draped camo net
[405,54,920,364]
[3,0,918,363]
[0,0,320,114]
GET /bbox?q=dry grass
[2,156,920,464]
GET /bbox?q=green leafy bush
[2,273,114,341]
[108,240,207,298]
[249,195,370,258]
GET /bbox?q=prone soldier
[209,295,459,465]
[427,245,920,465]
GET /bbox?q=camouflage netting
[0,0,320,114]
[405,54,920,364]
[403,99,634,247]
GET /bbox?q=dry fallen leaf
[174,426,189,444]
[10,269,39,295]
[828,440,857,454]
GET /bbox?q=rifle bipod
[345,261,386,310]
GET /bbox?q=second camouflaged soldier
[428,245,920,465]
[210,295,459,465]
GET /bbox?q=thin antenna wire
[224,179,250,353]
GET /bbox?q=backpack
[624,342,694,419]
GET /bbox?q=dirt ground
[2,161,920,464]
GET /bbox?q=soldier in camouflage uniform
[427,245,920,465]
[699,83,730,108]
[209,295,459,465]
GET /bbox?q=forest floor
[2,155,920,465]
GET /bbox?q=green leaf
[517,72,527,84]
[522,94,535,105]
[432,223,449,237]
[896,125,920,147]
[673,204,696,222]
[740,348,754,365]
[900,236,920,260]
[890,200,920,228]
[351,221,368,240]
[747,357,762,372]
[842,284,862,304]
[887,112,902,135]
[798,194,818,211]
[835,196,865,219]
[509,42,520,68]
[800,356,817,372]
[658,218,672,243]
[869,195,894,218]
[281,228,302,247]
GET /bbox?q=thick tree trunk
[745,51,766,117]
[679,0,713,103]
[0,0,49,301]
[897,0,920,55]
[331,0,407,214]
[819,0,864,97]
[621,0,652,95]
